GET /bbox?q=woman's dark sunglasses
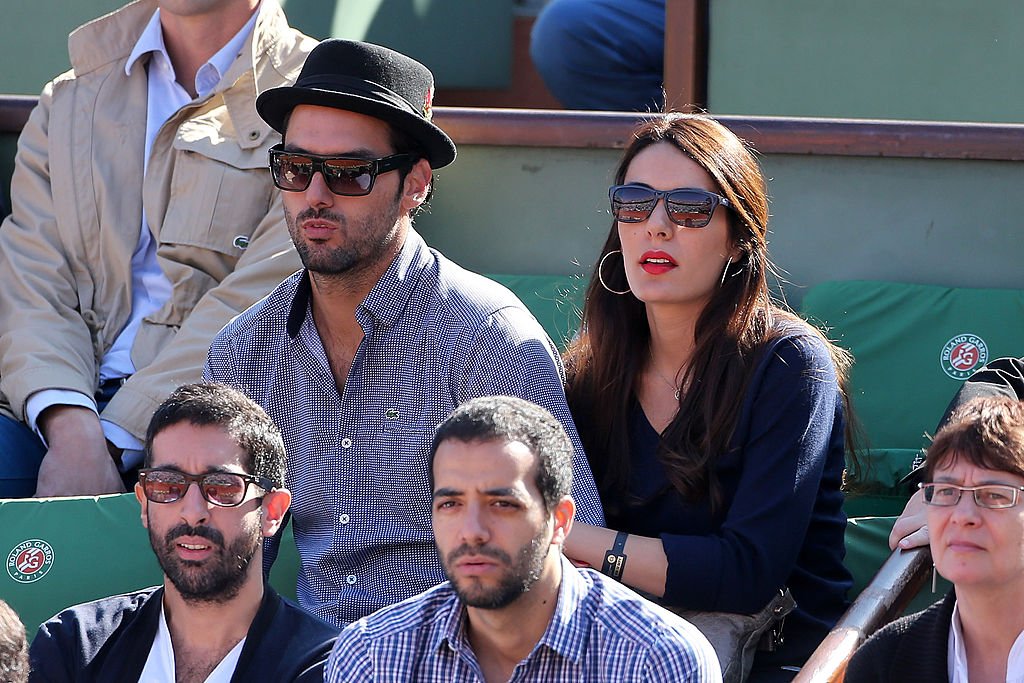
[138,468,276,507]
[268,144,416,197]
[609,184,731,228]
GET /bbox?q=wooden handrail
[663,0,708,112]
[0,95,35,134]
[792,546,931,683]
[3,95,1024,162]
[435,109,1024,161]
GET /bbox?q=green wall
[0,0,122,95]
[708,1,1024,122]
[418,146,616,280]
[0,0,510,95]
[3,127,1020,307]
[420,145,1024,306]
[280,0,511,88]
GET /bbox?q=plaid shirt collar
[430,555,590,665]
[286,229,431,338]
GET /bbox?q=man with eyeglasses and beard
[324,396,720,682]
[203,39,604,628]
[28,384,338,682]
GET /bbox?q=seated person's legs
[0,414,46,497]
[530,0,665,111]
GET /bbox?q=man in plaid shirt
[325,397,720,682]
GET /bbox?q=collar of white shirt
[949,600,1024,683]
[139,600,247,683]
[124,3,260,98]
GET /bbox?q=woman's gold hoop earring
[598,250,631,295]
[719,256,734,287]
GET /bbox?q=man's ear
[400,158,433,212]
[550,496,575,546]
[134,482,149,530]
[260,488,292,538]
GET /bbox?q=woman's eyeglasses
[138,468,276,507]
[269,144,416,196]
[920,482,1024,509]
[609,184,731,228]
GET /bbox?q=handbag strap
[757,588,797,652]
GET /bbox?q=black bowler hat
[257,39,456,169]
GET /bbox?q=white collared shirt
[26,5,259,458]
[140,602,246,683]
[949,600,1024,683]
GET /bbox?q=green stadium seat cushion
[0,494,159,636]
[801,280,1024,451]
[0,493,301,640]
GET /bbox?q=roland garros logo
[7,539,54,584]
[940,333,988,380]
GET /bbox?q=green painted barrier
[709,1,1024,123]
[845,516,948,615]
[0,1,512,95]
[488,273,585,350]
[280,0,512,89]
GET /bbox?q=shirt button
[341,437,352,449]
[247,129,259,140]
[339,514,350,525]
[346,574,357,585]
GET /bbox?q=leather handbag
[675,588,796,683]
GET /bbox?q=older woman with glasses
[562,113,855,681]
[847,395,1024,683]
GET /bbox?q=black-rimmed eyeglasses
[920,482,1024,509]
[138,468,276,508]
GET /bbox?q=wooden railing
[792,547,931,683]
[4,95,1024,162]
[664,0,709,112]
[435,108,1024,161]
[0,95,33,134]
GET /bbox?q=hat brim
[257,87,456,169]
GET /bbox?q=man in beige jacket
[0,0,314,498]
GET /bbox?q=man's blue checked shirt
[324,556,722,682]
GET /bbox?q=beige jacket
[0,0,314,439]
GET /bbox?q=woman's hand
[888,488,929,550]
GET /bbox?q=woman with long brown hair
[563,113,853,680]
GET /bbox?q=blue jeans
[530,0,666,111]
[0,380,124,498]
[0,415,46,497]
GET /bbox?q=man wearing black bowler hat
[203,39,604,627]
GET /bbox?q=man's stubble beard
[286,187,406,280]
[442,525,550,610]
